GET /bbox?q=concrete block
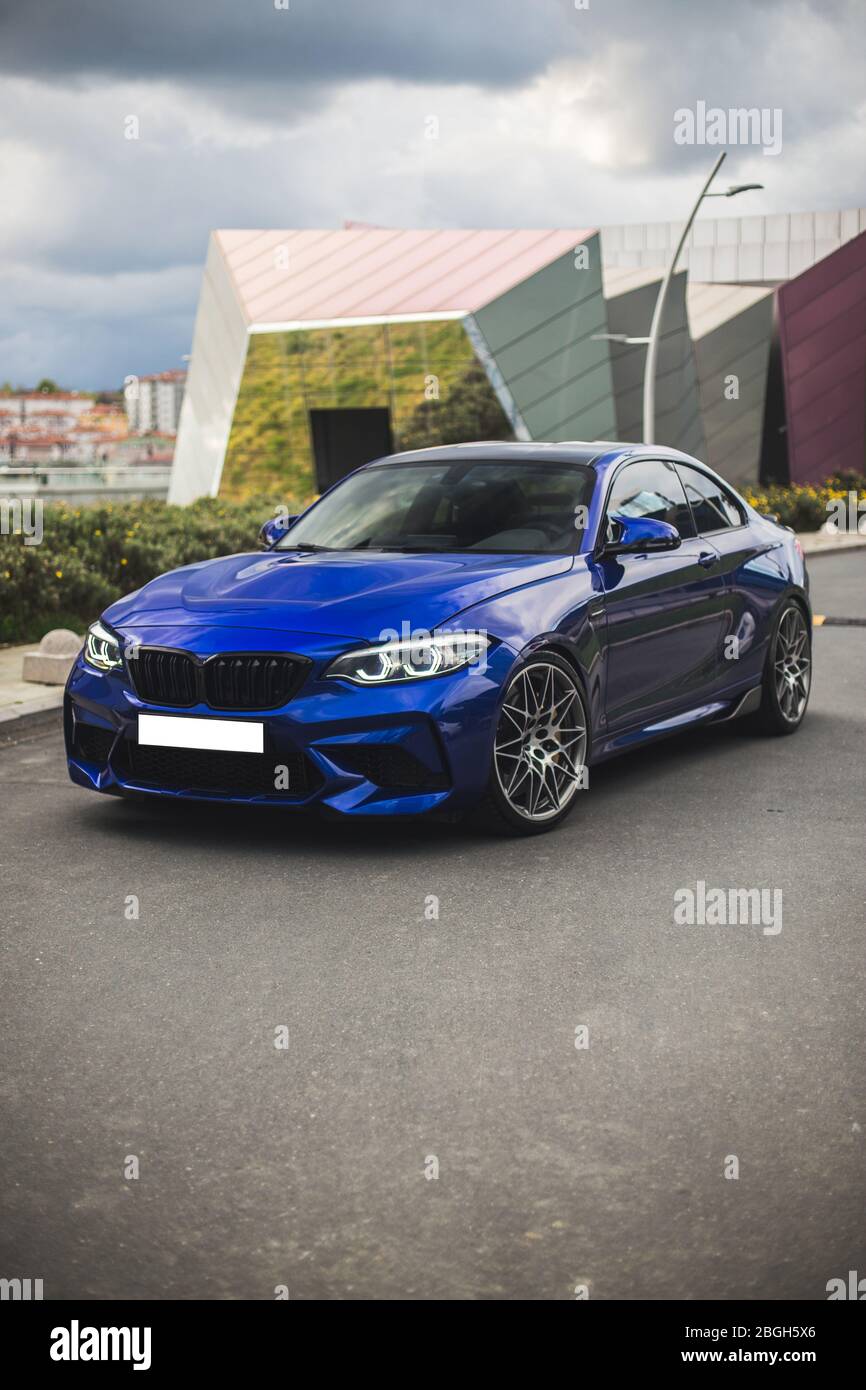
[22,629,83,685]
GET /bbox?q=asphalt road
[2,553,864,1301]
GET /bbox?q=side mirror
[258,514,298,549]
[604,512,681,555]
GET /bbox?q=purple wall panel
[778,230,866,482]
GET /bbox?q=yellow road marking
[813,615,826,625]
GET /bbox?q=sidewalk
[798,530,866,555]
[0,643,65,742]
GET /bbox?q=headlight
[326,632,490,684]
[84,620,124,672]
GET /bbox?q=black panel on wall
[758,299,790,485]
[309,408,394,492]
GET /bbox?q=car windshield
[278,459,596,554]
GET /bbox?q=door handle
[698,550,718,569]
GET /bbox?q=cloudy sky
[1,0,864,388]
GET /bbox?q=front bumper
[65,628,517,819]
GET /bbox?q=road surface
[2,552,864,1299]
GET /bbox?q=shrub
[3,474,865,647]
[741,479,866,532]
[0,495,290,645]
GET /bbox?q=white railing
[0,465,172,500]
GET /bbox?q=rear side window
[604,459,696,540]
[677,464,745,533]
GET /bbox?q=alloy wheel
[494,661,587,823]
[773,606,811,724]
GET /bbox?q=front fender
[452,557,606,753]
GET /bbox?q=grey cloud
[0,0,863,386]
[0,0,573,90]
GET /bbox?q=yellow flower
[121,557,128,566]
[55,569,63,579]
[94,528,102,536]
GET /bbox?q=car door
[595,458,729,732]
[675,462,767,691]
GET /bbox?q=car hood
[103,549,574,640]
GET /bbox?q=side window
[605,459,696,540]
[677,464,744,533]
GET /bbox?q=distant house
[0,390,131,465]
[0,432,73,463]
[125,370,187,436]
[103,431,176,465]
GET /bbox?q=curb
[0,694,63,745]
[798,534,866,557]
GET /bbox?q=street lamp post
[641,152,726,443]
[593,153,763,443]
[642,152,765,443]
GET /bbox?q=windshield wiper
[277,542,334,552]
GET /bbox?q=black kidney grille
[114,741,322,799]
[132,649,198,706]
[130,649,304,710]
[204,655,301,710]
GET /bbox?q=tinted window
[677,464,744,533]
[604,459,696,540]
[280,459,596,553]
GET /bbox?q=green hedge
[2,476,864,647]
[0,495,288,646]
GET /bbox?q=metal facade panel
[690,290,774,486]
[605,269,705,458]
[472,237,617,443]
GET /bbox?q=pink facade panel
[214,227,594,324]
[778,230,866,482]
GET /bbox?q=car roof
[361,439,737,491]
[365,440,628,468]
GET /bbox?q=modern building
[601,207,866,486]
[169,228,619,503]
[169,211,866,504]
[126,369,187,436]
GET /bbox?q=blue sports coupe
[66,442,811,834]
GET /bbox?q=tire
[755,601,812,736]
[469,651,590,835]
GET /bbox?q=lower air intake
[114,741,322,799]
[73,723,115,764]
[329,744,448,790]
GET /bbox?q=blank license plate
[138,713,264,754]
